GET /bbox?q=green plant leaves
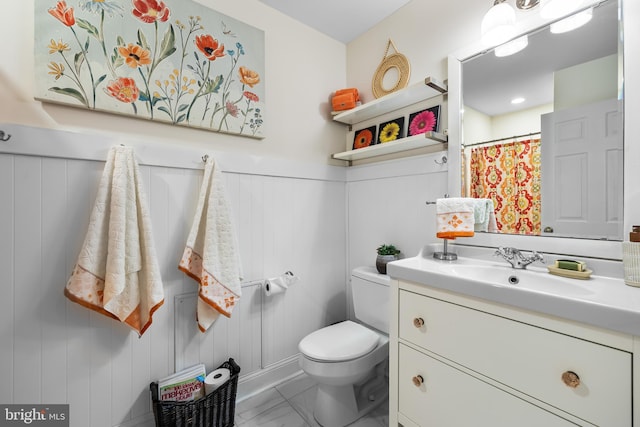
[156,24,176,64]
[49,87,87,106]
[76,18,99,40]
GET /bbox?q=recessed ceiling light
[511,97,526,104]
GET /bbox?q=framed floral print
[35,0,266,138]
[408,105,440,137]
[352,125,377,150]
[378,117,404,144]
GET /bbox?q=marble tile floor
[235,373,389,427]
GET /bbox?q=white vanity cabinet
[389,279,636,427]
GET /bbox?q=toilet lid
[298,320,379,362]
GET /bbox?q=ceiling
[257,0,411,43]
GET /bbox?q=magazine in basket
[157,363,206,402]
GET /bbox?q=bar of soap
[554,259,586,271]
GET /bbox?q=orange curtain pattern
[469,139,541,235]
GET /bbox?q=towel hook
[0,130,11,142]
[434,155,447,165]
[202,154,209,163]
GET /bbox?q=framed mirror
[447,0,624,257]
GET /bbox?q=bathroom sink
[445,263,595,297]
[387,246,640,337]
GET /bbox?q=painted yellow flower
[380,122,400,143]
[47,62,65,80]
[238,66,260,88]
[48,39,70,54]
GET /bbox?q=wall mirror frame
[447,0,626,260]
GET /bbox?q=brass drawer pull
[413,317,425,328]
[562,371,580,388]
[412,375,424,387]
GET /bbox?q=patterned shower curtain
[469,139,541,235]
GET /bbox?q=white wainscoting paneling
[0,125,346,427]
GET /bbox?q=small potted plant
[376,244,401,274]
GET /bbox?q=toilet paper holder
[263,271,298,296]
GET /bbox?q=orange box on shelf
[332,88,360,112]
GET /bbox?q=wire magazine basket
[150,358,241,427]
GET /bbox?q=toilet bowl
[298,267,390,427]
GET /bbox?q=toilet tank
[351,266,391,333]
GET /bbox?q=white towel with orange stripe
[436,197,497,239]
[179,157,243,332]
[436,197,477,239]
[65,146,164,336]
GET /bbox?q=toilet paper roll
[205,368,231,395]
[264,277,287,296]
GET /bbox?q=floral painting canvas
[35,0,265,138]
[408,105,440,137]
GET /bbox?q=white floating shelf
[332,77,447,125]
[332,132,447,162]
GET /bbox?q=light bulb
[540,0,584,19]
[481,1,517,46]
[495,35,529,57]
[550,8,593,33]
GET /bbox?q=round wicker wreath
[372,40,410,99]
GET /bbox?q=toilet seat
[299,320,379,362]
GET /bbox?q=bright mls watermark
[1,405,68,426]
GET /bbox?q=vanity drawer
[398,344,577,427]
[399,290,632,426]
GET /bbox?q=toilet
[298,266,390,427]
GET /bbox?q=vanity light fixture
[481,0,517,46]
[540,0,585,19]
[550,7,593,33]
[482,0,540,47]
[495,35,529,57]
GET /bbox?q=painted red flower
[195,35,225,61]
[48,1,75,27]
[243,91,259,102]
[132,0,170,24]
[105,77,140,103]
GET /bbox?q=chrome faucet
[495,247,544,269]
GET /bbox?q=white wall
[347,0,488,104]
[554,54,618,111]
[345,151,448,315]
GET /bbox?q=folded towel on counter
[436,197,499,239]
[472,198,498,233]
[65,146,164,336]
[436,198,476,239]
[179,157,243,332]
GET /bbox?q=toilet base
[314,368,388,427]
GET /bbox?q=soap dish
[547,265,592,280]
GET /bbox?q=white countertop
[387,245,640,337]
